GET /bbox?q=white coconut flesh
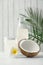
[20,40,40,53]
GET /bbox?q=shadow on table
[10,52,43,58]
[15,54,27,58]
[34,55,43,58]
[14,53,43,58]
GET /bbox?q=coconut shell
[18,39,40,57]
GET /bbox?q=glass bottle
[17,17,28,42]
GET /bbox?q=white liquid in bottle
[17,18,28,42]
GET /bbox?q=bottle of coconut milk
[17,17,28,42]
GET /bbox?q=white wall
[0,0,43,51]
[0,0,3,51]
[0,0,19,51]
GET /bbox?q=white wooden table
[0,52,43,65]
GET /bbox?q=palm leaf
[20,7,43,45]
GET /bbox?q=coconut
[18,39,40,57]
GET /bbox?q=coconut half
[18,39,40,57]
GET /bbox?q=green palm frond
[20,8,43,46]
